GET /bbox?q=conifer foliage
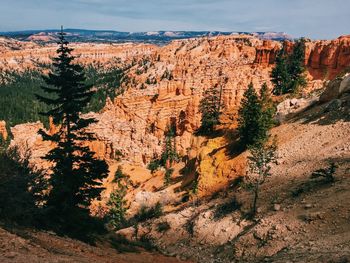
[271,39,307,95]
[107,166,130,230]
[198,85,224,134]
[237,82,275,149]
[246,139,277,217]
[36,28,109,231]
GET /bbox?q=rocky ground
[114,90,350,263]
[0,225,189,263]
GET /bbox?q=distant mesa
[0,29,293,44]
[26,32,58,42]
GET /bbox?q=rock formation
[6,34,350,167]
[305,35,350,80]
[0,121,7,141]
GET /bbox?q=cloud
[0,0,349,39]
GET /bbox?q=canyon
[1,34,350,262]
[5,35,350,166]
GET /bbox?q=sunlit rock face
[6,35,350,165]
[0,121,7,141]
[305,35,350,80]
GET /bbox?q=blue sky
[0,0,349,39]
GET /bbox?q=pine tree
[271,39,307,95]
[161,126,178,167]
[36,28,109,229]
[237,83,267,149]
[271,43,290,95]
[198,85,223,134]
[259,83,276,132]
[246,138,277,217]
[288,38,307,93]
[107,166,129,229]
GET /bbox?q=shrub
[311,162,337,183]
[164,168,174,186]
[213,197,242,220]
[134,202,163,222]
[156,221,171,233]
[245,139,278,217]
[147,159,161,173]
[0,148,46,226]
[113,166,125,183]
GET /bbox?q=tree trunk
[252,183,259,217]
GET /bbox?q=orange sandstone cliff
[4,35,350,167]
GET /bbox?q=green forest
[0,65,127,133]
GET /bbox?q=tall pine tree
[36,28,109,230]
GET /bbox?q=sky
[0,0,349,39]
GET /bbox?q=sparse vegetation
[156,221,171,233]
[151,93,159,103]
[161,69,173,80]
[190,177,199,196]
[147,126,179,173]
[213,197,242,220]
[107,166,130,230]
[145,76,157,85]
[134,202,163,223]
[245,138,278,217]
[164,168,174,186]
[311,162,337,183]
[147,159,162,173]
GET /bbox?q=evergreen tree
[198,85,223,134]
[237,83,267,149]
[271,43,290,95]
[246,138,277,217]
[288,38,307,93]
[259,83,276,132]
[36,28,109,230]
[107,166,129,229]
[271,39,307,95]
[161,126,178,167]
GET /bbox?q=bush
[156,221,171,233]
[164,168,174,186]
[113,165,125,183]
[0,148,46,226]
[134,202,163,223]
[311,162,337,183]
[147,159,161,173]
[213,197,242,220]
